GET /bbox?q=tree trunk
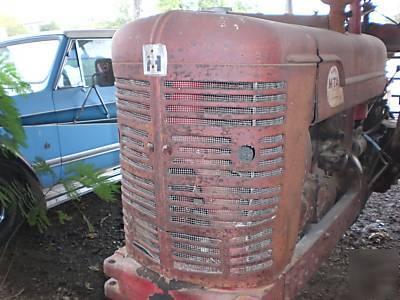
[133,0,142,20]
[286,0,293,14]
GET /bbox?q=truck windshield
[0,39,59,89]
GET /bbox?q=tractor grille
[118,77,288,284]
[164,79,286,276]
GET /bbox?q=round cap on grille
[239,145,255,162]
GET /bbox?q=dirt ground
[0,184,399,300]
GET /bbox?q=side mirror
[94,58,115,87]
[396,65,400,73]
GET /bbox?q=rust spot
[137,266,199,291]
[149,293,174,300]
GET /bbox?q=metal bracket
[74,73,110,122]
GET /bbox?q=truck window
[76,39,112,86]
[57,43,83,88]
[0,39,59,91]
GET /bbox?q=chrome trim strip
[59,118,117,125]
[0,207,6,224]
[20,101,116,119]
[45,142,120,167]
[22,118,117,127]
[53,38,75,90]
[45,166,121,209]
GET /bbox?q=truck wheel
[0,163,44,244]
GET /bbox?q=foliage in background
[132,0,143,20]
[39,21,60,32]
[0,182,49,232]
[95,0,133,29]
[56,210,73,225]
[0,54,29,153]
[157,0,256,12]
[0,15,28,37]
[158,0,195,10]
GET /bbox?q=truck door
[52,38,119,179]
[0,37,63,188]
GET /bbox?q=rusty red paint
[366,23,400,56]
[321,0,353,33]
[349,0,361,34]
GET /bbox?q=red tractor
[104,1,400,298]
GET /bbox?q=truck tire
[0,161,44,244]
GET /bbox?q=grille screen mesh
[177,146,231,156]
[121,155,152,171]
[120,125,149,138]
[231,261,273,274]
[165,93,286,103]
[166,116,284,127]
[121,136,144,148]
[117,88,150,98]
[169,167,283,178]
[168,184,281,195]
[122,145,149,160]
[172,135,231,144]
[260,134,284,144]
[173,262,222,274]
[171,232,220,244]
[119,108,151,122]
[166,105,286,115]
[260,145,284,156]
[119,99,150,111]
[172,157,232,166]
[169,195,279,207]
[116,78,150,87]
[173,252,221,264]
[165,80,286,90]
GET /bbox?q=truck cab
[0,30,120,240]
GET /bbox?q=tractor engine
[104,3,398,299]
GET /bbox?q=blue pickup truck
[0,30,120,241]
